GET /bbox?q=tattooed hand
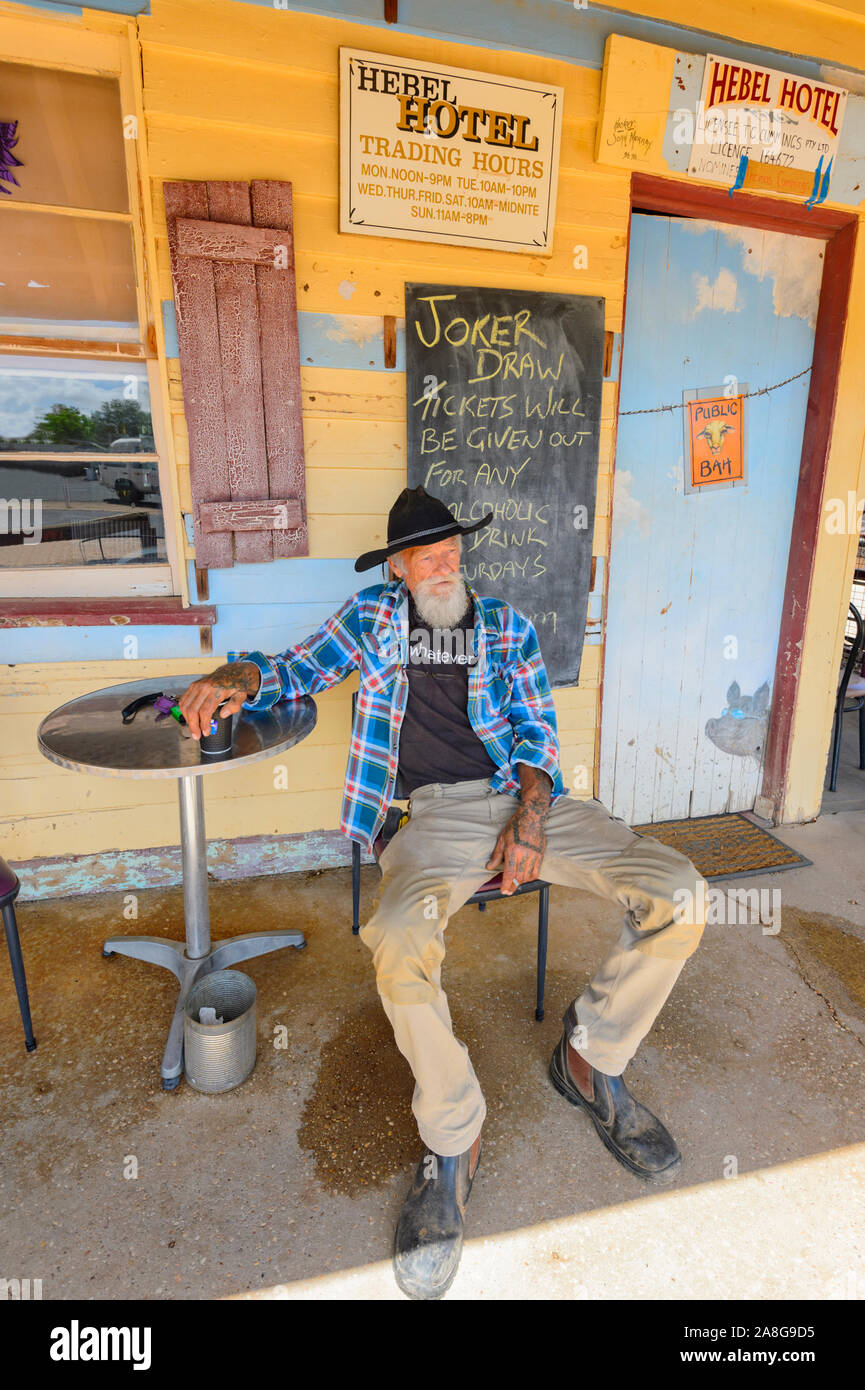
[178,661,262,739]
[486,765,552,895]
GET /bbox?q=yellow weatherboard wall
[2,0,864,874]
[601,0,865,75]
[145,0,615,843]
[3,0,615,865]
[595,35,676,171]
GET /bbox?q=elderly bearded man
[179,485,707,1300]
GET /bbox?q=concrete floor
[2,811,864,1301]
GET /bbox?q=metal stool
[0,856,37,1052]
[828,602,865,791]
[350,808,550,1022]
[345,687,550,1019]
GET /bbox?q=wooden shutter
[164,179,308,568]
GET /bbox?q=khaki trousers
[359,778,707,1157]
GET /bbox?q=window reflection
[0,355,166,568]
[0,60,169,581]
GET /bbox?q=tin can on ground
[184,970,257,1093]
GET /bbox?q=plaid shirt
[228,580,564,851]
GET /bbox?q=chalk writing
[406,283,604,685]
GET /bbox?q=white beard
[411,574,470,629]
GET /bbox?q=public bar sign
[687,55,847,200]
[684,392,746,493]
[339,48,563,255]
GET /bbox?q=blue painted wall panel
[162,304,405,374]
[299,312,406,372]
[200,557,364,655]
[212,609,345,657]
[4,624,201,664]
[236,0,824,78]
[10,0,82,11]
[662,52,704,174]
[162,300,179,357]
[189,556,360,607]
[12,0,148,12]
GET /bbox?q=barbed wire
[618,367,812,417]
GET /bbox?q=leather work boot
[393,1133,481,1300]
[550,1001,682,1184]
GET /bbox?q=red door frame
[606,173,857,822]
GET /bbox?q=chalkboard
[405,283,604,686]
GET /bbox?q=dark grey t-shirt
[397,596,498,795]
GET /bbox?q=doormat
[630,812,811,880]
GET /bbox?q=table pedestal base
[102,930,306,1088]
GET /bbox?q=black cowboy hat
[354,485,493,573]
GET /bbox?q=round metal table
[37,676,317,1089]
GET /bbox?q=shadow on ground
[2,830,864,1299]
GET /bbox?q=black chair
[828,602,865,792]
[1,856,37,1053]
[348,696,550,1020]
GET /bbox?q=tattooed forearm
[487,766,553,892]
[511,800,545,839]
[512,812,545,851]
[210,661,262,697]
[517,764,552,813]
[511,765,552,851]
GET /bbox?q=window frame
[0,12,183,601]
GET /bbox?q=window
[0,56,174,597]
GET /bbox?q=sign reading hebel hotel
[340,49,563,254]
[688,55,847,197]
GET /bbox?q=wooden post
[383,315,397,369]
[603,331,614,378]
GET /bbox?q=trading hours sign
[339,48,563,255]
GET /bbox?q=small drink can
[200,704,234,756]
